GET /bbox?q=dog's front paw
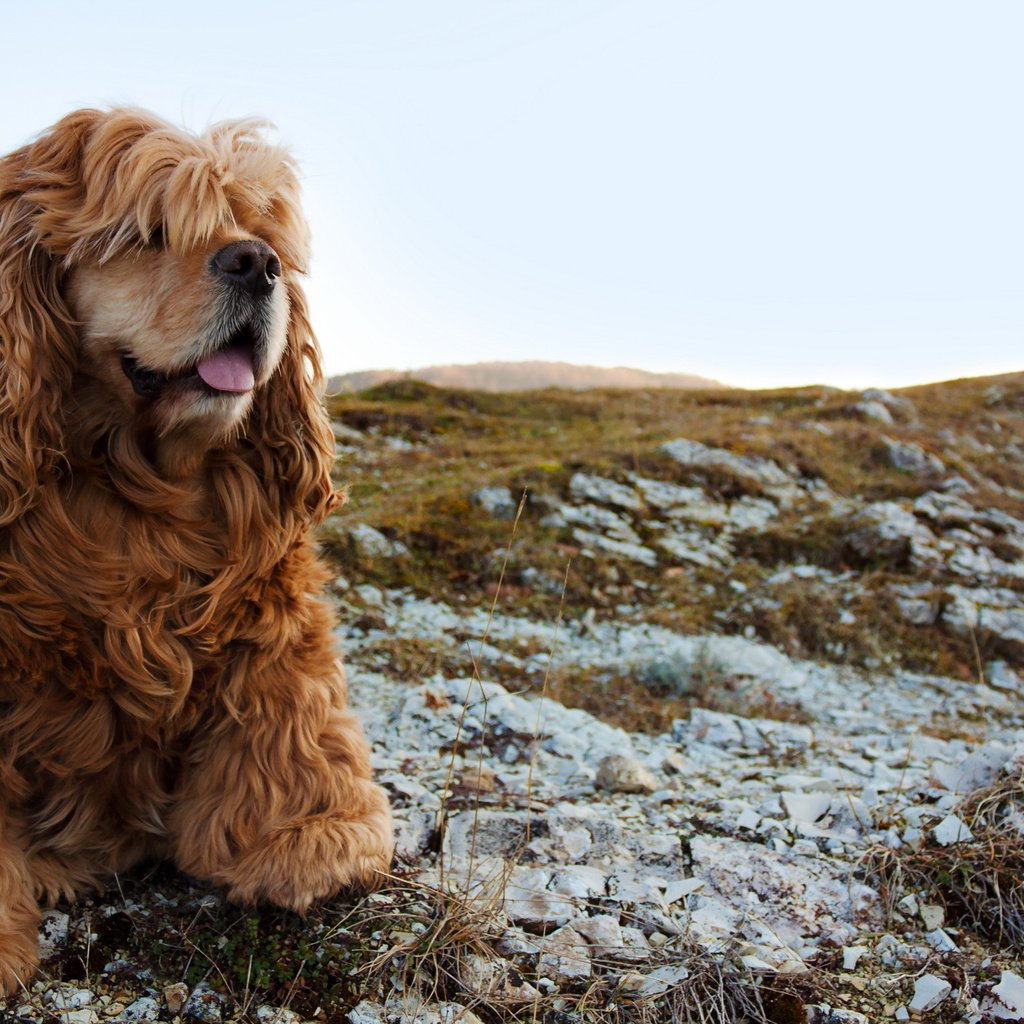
[0,928,39,998]
[222,797,393,913]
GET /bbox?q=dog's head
[69,225,294,440]
[0,108,334,524]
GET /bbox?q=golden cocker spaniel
[0,108,393,994]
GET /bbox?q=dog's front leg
[168,663,392,912]
[0,822,41,997]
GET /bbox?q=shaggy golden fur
[0,108,393,995]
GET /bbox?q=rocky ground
[4,375,1024,1023]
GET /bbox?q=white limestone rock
[560,502,641,542]
[890,581,940,625]
[182,983,224,1023]
[881,436,945,476]
[349,1000,486,1024]
[807,1008,870,1024]
[572,914,623,955]
[572,527,659,566]
[862,388,917,419]
[569,472,643,511]
[678,708,814,754]
[537,925,592,983]
[255,1008,302,1024]
[842,945,868,970]
[909,973,951,1012]
[629,476,707,514]
[595,754,659,794]
[37,910,70,960]
[944,586,1024,648]
[933,813,974,846]
[854,400,894,424]
[459,953,541,1001]
[658,528,733,567]
[108,997,162,1023]
[346,523,410,559]
[504,866,575,928]
[616,962,689,998]
[471,486,519,519]
[688,835,879,943]
[984,971,1024,1020]
[845,501,938,565]
[660,438,793,490]
[930,743,1011,792]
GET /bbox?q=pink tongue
[196,345,255,393]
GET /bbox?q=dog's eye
[148,224,165,246]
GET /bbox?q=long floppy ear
[0,116,89,527]
[247,280,339,530]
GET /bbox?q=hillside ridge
[327,359,727,393]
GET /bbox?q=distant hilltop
[326,360,727,394]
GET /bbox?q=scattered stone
[933,813,974,846]
[990,660,1024,693]
[919,903,945,931]
[781,791,832,825]
[944,586,1024,650]
[931,744,1010,793]
[679,708,814,753]
[984,970,1024,1020]
[862,388,917,418]
[925,928,959,952]
[182,982,223,1023]
[37,910,69,960]
[569,472,643,511]
[537,925,591,983]
[890,581,940,625]
[664,878,704,903]
[108,998,161,1023]
[46,989,95,1011]
[472,486,519,519]
[255,1008,302,1024]
[163,984,189,1017]
[572,527,659,566]
[459,953,541,1001]
[504,866,574,928]
[854,400,894,424]
[807,1006,870,1023]
[881,436,945,475]
[348,1001,486,1024]
[842,945,868,969]
[595,754,658,793]
[688,835,880,945]
[572,914,623,955]
[660,438,792,490]
[629,476,706,513]
[845,501,937,565]
[352,522,409,559]
[909,974,951,1012]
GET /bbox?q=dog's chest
[1,484,289,708]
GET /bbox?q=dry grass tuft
[867,770,1024,947]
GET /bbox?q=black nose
[211,240,281,296]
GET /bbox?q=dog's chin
[151,380,256,442]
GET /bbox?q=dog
[0,108,393,995]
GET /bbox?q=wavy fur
[0,108,392,995]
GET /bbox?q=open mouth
[121,325,258,399]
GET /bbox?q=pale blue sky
[3,1,1021,389]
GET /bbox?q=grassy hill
[323,372,1024,720]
